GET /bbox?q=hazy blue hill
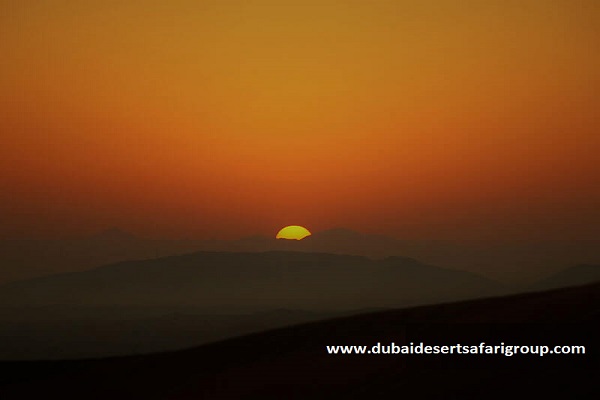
[0,251,502,310]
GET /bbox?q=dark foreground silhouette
[0,283,597,399]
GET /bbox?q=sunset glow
[1,1,599,240]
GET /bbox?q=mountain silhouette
[530,264,600,291]
[0,251,502,310]
[1,228,599,285]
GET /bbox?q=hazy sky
[1,0,599,240]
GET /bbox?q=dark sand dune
[0,283,597,399]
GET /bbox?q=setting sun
[276,226,311,240]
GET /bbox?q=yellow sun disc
[276,225,311,240]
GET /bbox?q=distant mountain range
[529,264,600,291]
[1,228,599,284]
[0,251,503,310]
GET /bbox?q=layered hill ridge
[531,264,600,291]
[0,251,502,310]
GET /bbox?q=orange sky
[1,0,599,240]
